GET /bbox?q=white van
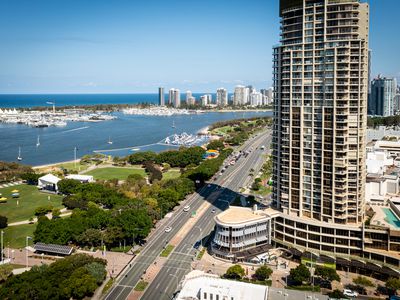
[183,205,190,212]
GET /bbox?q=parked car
[343,289,358,298]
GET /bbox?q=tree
[0,264,13,282]
[207,140,225,151]
[353,275,374,287]
[315,266,340,282]
[289,264,311,285]
[77,228,103,247]
[63,267,98,299]
[386,277,400,294]
[34,205,53,216]
[328,289,345,299]
[58,179,81,195]
[21,172,43,185]
[85,262,107,284]
[224,265,245,280]
[52,208,61,219]
[128,151,157,164]
[254,266,273,281]
[0,215,7,229]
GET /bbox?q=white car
[165,226,172,233]
[183,205,190,212]
[343,289,358,298]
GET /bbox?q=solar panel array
[34,242,73,255]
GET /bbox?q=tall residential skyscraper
[233,85,248,106]
[186,91,192,103]
[216,88,228,106]
[169,88,181,108]
[273,0,369,225]
[368,76,397,116]
[158,87,165,106]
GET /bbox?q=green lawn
[0,184,64,223]
[84,167,147,180]
[160,244,174,257]
[134,281,149,291]
[162,169,181,180]
[3,223,37,248]
[211,125,233,136]
[56,161,91,172]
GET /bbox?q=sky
[0,0,398,94]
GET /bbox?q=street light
[26,236,32,268]
[0,230,3,263]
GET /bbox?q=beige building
[266,0,400,273]
[273,0,369,225]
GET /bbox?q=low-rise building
[65,174,94,183]
[176,270,328,300]
[176,270,269,300]
[211,205,400,277]
[211,206,279,261]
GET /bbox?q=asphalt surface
[105,128,272,300]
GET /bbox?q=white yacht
[17,147,22,161]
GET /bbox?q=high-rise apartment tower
[159,87,165,106]
[216,88,228,106]
[273,0,369,225]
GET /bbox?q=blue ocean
[0,93,223,108]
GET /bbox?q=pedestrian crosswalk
[0,180,23,189]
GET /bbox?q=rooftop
[176,270,268,300]
[215,206,279,225]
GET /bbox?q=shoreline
[33,159,81,170]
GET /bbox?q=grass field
[211,125,233,136]
[0,184,64,223]
[3,223,37,248]
[35,161,91,173]
[160,244,174,257]
[134,281,148,291]
[162,168,181,180]
[84,167,147,180]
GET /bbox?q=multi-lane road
[105,128,272,300]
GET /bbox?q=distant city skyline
[0,0,398,94]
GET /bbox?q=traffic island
[160,244,174,257]
[134,281,149,292]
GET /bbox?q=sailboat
[17,147,22,161]
[107,136,113,145]
[36,136,40,147]
[172,121,176,129]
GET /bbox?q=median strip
[160,244,175,257]
[134,280,149,291]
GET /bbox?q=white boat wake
[61,126,90,133]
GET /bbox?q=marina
[122,106,201,116]
[0,108,116,128]
[0,109,271,166]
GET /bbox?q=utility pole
[0,230,3,263]
[74,147,77,169]
[26,236,32,268]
